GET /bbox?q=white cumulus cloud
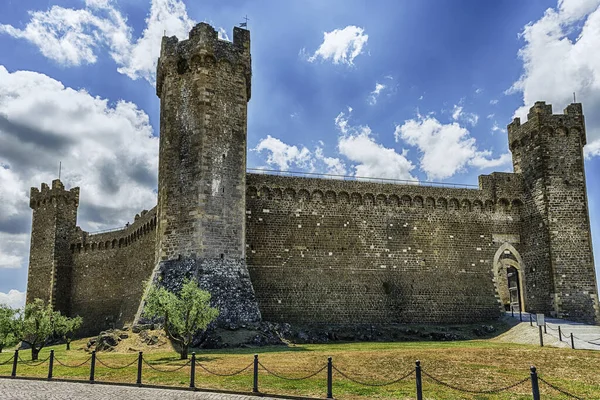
[0,289,26,309]
[368,82,386,105]
[508,0,600,156]
[0,66,159,248]
[253,135,312,171]
[0,0,198,85]
[336,111,416,181]
[307,26,368,65]
[315,147,347,175]
[451,104,479,126]
[395,115,510,180]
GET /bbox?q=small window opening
[220,253,224,259]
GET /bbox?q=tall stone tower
[26,179,79,314]
[508,102,600,323]
[153,23,260,324]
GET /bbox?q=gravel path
[497,312,600,350]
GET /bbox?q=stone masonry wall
[68,209,157,335]
[155,24,251,262]
[245,173,523,324]
[509,102,600,323]
[27,180,79,315]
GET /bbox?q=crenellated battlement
[246,173,524,215]
[30,179,79,209]
[508,102,586,152]
[24,9,600,332]
[156,23,251,99]
[70,206,157,253]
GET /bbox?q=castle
[25,23,600,335]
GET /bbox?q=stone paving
[506,311,600,350]
[0,378,282,400]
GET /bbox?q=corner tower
[26,179,79,314]
[508,102,600,323]
[153,23,260,324]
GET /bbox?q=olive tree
[54,314,83,350]
[12,299,81,360]
[143,279,219,359]
[0,305,17,353]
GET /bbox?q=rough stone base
[155,257,262,326]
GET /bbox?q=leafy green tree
[54,314,83,351]
[12,298,61,360]
[0,305,18,353]
[143,279,219,359]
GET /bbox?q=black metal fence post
[519,311,523,322]
[530,366,540,400]
[511,306,514,318]
[538,326,544,347]
[544,324,547,334]
[530,314,533,326]
[415,360,423,400]
[571,332,575,349]
[136,351,143,386]
[11,350,18,378]
[47,350,54,380]
[190,352,196,388]
[253,354,259,393]
[558,326,562,341]
[89,351,96,383]
[327,357,333,399]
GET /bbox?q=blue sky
[2,0,600,308]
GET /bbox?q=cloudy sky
[2,0,600,308]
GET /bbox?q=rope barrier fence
[95,356,138,370]
[0,355,14,366]
[54,356,91,368]
[17,355,50,367]
[196,361,253,377]
[142,357,190,373]
[332,365,413,387]
[421,369,530,394]
[0,349,589,399]
[259,362,326,381]
[538,376,585,400]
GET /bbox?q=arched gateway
[493,243,526,313]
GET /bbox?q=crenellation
[24,22,600,336]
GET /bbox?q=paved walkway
[0,378,281,400]
[506,311,600,350]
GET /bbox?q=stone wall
[155,23,251,262]
[68,209,157,335]
[245,173,523,324]
[27,180,79,315]
[509,102,600,322]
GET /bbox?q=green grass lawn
[0,339,598,399]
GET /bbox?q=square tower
[508,102,599,323]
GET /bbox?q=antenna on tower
[58,161,62,180]
[163,30,166,37]
[573,92,576,103]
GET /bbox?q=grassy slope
[0,338,598,399]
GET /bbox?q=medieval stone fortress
[25,22,600,336]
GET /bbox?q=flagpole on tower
[58,161,61,180]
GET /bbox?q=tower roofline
[507,101,586,152]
